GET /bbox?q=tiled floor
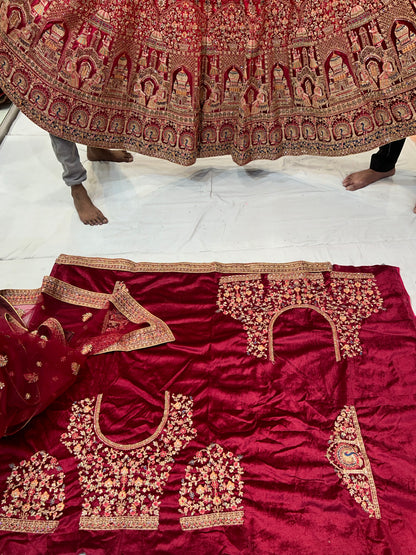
[1,111,415,309]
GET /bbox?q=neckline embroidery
[94,391,171,451]
[61,393,197,530]
[217,271,383,361]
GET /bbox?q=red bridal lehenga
[1,0,416,164]
[0,256,415,553]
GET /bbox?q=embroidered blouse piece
[61,392,197,530]
[178,443,245,530]
[326,406,381,519]
[2,1,416,164]
[0,451,65,534]
[217,269,383,361]
[0,257,414,553]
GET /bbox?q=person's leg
[342,138,405,192]
[50,134,108,225]
[87,146,133,163]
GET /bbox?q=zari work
[61,392,196,530]
[217,269,383,361]
[178,443,245,530]
[0,256,415,554]
[326,405,381,519]
[0,451,65,534]
[2,1,416,164]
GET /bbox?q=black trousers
[370,138,406,172]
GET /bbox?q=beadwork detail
[0,354,8,367]
[60,392,197,530]
[217,270,383,360]
[326,406,381,519]
[178,443,245,530]
[0,451,66,533]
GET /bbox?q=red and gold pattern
[0,451,65,533]
[60,392,197,530]
[217,269,383,361]
[326,406,381,519]
[1,0,416,164]
[1,276,175,355]
[178,443,245,530]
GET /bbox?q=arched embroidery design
[0,451,65,533]
[61,392,197,530]
[217,269,383,361]
[326,406,381,519]
[268,304,341,362]
[178,443,245,530]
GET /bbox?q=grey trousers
[50,134,87,186]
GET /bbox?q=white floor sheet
[1,112,415,310]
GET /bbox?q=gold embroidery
[0,517,59,534]
[94,392,170,451]
[56,254,333,275]
[218,271,383,361]
[0,354,8,367]
[180,510,245,531]
[23,373,39,383]
[179,444,245,530]
[71,362,81,375]
[0,382,5,390]
[326,406,381,519]
[82,312,93,322]
[79,515,159,531]
[1,278,175,355]
[0,451,66,533]
[61,393,197,530]
[81,344,93,355]
[41,278,175,354]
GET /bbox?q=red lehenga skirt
[1,0,416,164]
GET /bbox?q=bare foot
[87,146,133,163]
[342,168,395,191]
[71,184,108,225]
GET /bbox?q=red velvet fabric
[0,259,415,554]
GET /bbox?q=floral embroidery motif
[217,269,383,361]
[61,392,197,530]
[23,372,39,383]
[71,362,81,375]
[0,354,8,367]
[82,312,93,322]
[178,444,245,530]
[0,451,65,533]
[326,406,381,519]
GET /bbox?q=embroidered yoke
[61,392,196,530]
[217,269,383,361]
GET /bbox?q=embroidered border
[219,274,262,284]
[0,290,42,306]
[56,254,333,274]
[330,271,377,279]
[79,515,159,530]
[326,406,381,519]
[94,391,170,451]
[1,278,175,354]
[180,510,245,530]
[42,276,111,309]
[0,517,59,534]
